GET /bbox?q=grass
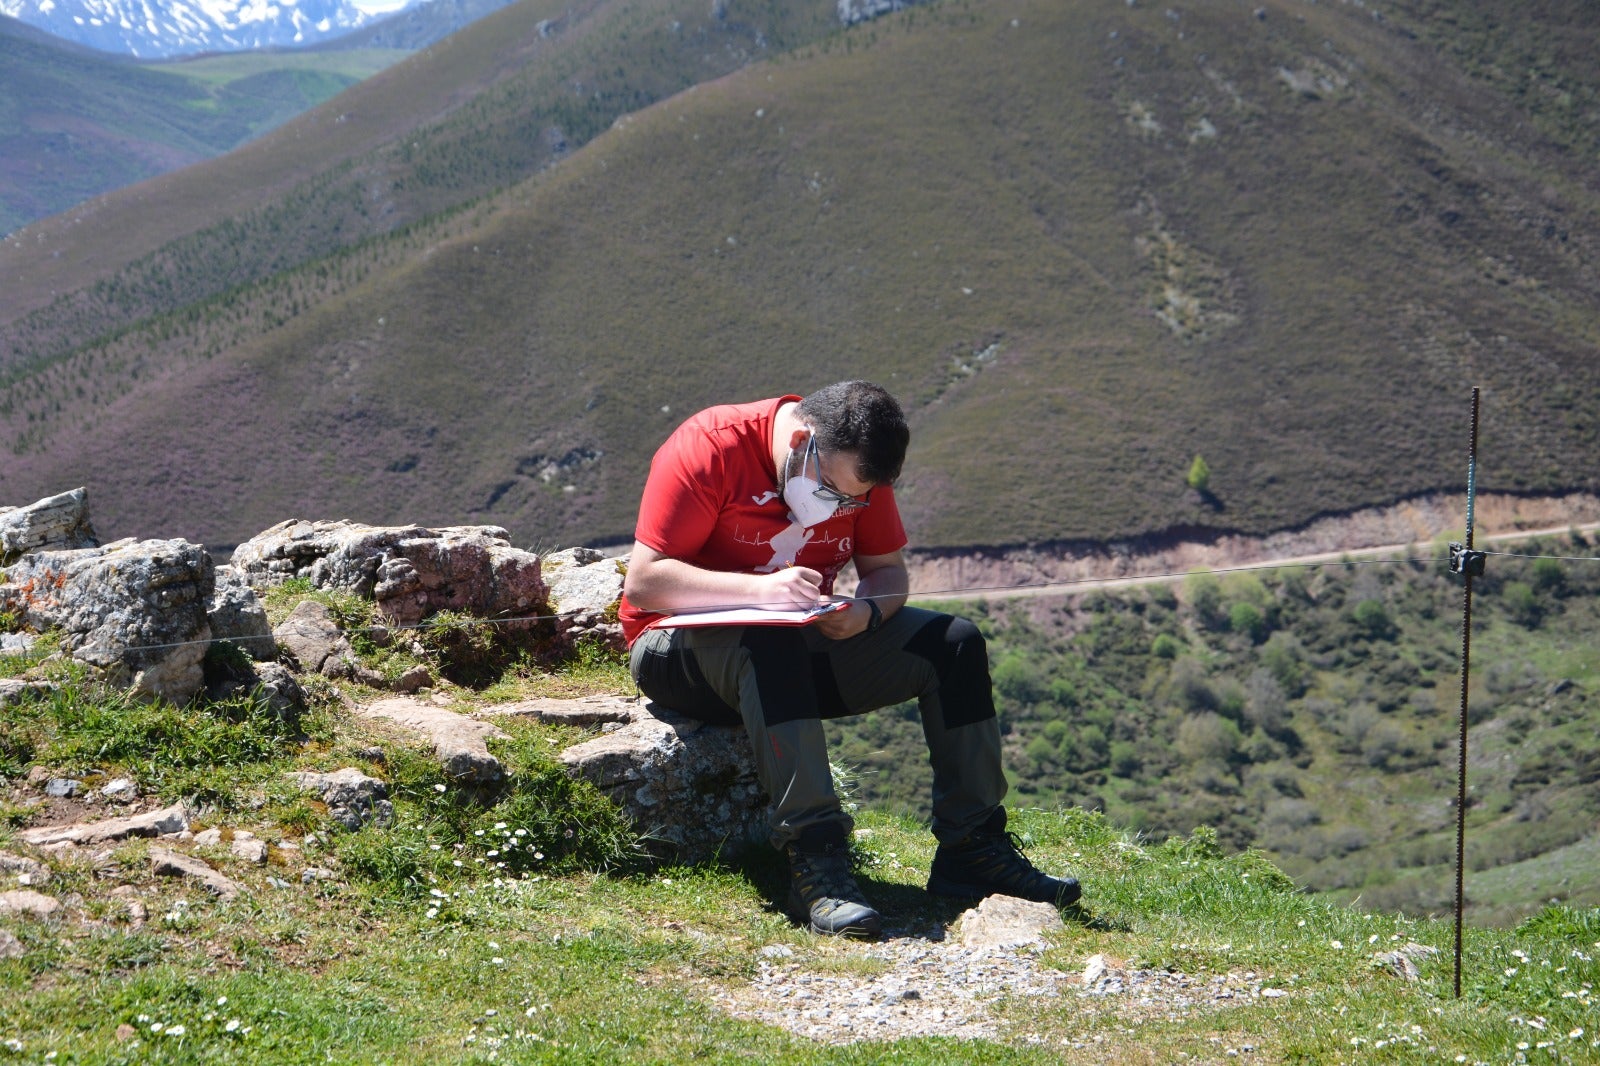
[5,574,1600,1061]
[4,776,1598,1063]
[4,0,1599,554]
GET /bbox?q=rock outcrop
[0,538,213,704]
[357,697,508,783]
[19,803,190,847]
[284,768,394,831]
[0,487,97,558]
[542,547,626,652]
[230,520,547,628]
[208,564,276,660]
[272,599,360,678]
[526,695,767,862]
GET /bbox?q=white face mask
[782,438,841,528]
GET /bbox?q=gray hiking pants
[628,606,1007,850]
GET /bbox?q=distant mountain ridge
[1,0,1597,554]
[0,0,371,56]
[310,0,515,52]
[0,14,406,235]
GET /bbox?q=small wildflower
[1507,967,1519,976]
[216,996,227,1006]
[225,1020,240,1033]
[434,784,447,793]
[1571,1029,1585,1039]
[1330,940,1343,950]
[491,957,505,966]
[165,1026,186,1037]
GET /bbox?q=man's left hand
[813,599,872,640]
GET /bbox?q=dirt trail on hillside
[904,492,1600,601]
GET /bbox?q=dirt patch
[905,491,1600,599]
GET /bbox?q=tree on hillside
[1186,454,1211,493]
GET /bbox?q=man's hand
[757,565,824,611]
[812,598,872,640]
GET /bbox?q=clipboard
[646,599,851,630]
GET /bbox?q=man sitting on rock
[620,380,1079,937]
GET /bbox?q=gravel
[684,926,1270,1045]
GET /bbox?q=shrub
[1229,601,1266,643]
[1501,580,1543,627]
[1186,453,1211,492]
[1176,711,1242,765]
[1352,598,1395,640]
[1531,556,1565,593]
[1185,572,1227,630]
[1109,740,1140,778]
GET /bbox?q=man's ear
[787,425,812,451]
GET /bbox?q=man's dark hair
[798,380,909,485]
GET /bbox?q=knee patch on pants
[740,626,851,726]
[903,615,997,728]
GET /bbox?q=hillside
[828,530,1600,928]
[0,15,407,235]
[1,0,1599,552]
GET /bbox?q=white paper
[648,600,850,629]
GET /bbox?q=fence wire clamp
[1448,542,1486,578]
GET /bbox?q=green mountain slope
[1,0,1598,552]
[0,15,405,236]
[828,532,1600,927]
[0,0,837,360]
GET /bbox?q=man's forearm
[855,565,909,619]
[625,543,827,613]
[625,554,764,612]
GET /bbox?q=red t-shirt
[619,395,908,644]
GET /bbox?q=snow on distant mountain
[0,0,375,57]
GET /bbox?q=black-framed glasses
[804,438,871,511]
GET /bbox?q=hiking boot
[926,809,1082,907]
[785,823,882,938]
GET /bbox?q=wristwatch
[863,597,883,633]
